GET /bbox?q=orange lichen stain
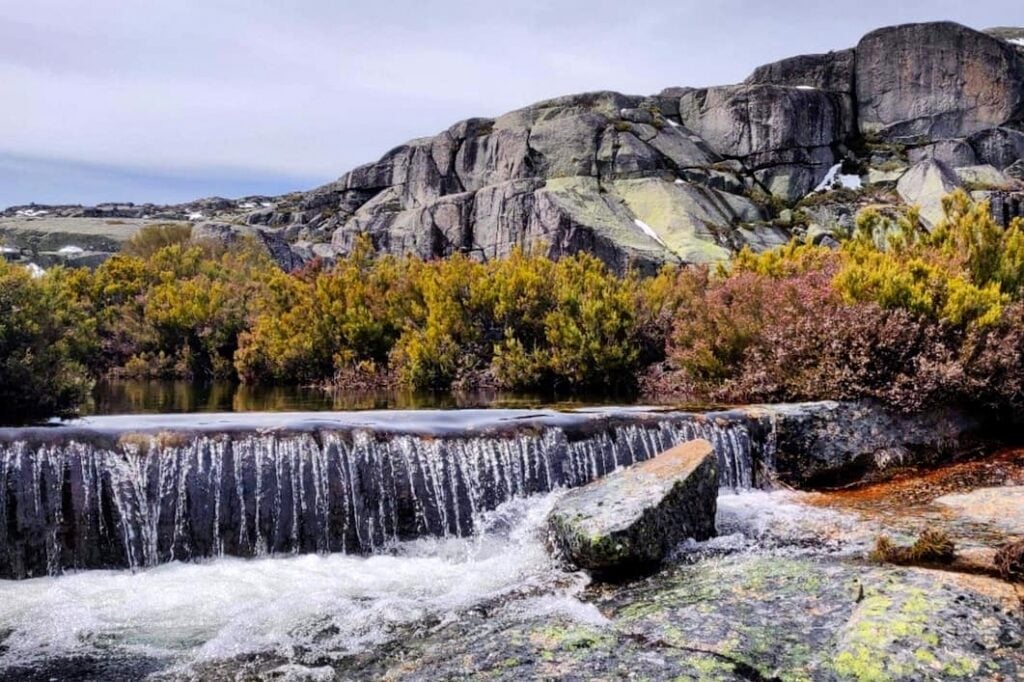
[807,448,1024,509]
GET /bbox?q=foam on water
[0,491,582,673]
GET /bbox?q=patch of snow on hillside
[1011,37,1024,47]
[634,218,666,247]
[15,209,49,218]
[814,164,863,192]
[188,212,206,221]
[813,163,842,192]
[839,174,862,190]
[666,118,681,128]
[25,263,45,278]
[794,85,815,90]
[57,246,84,255]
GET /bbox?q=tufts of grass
[870,529,956,566]
[994,539,1024,582]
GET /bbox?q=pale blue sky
[1,0,1020,207]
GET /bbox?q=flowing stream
[0,406,790,679]
[0,408,775,579]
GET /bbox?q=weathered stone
[896,159,962,229]
[907,138,978,167]
[192,222,307,271]
[677,84,849,200]
[546,439,717,577]
[767,401,983,487]
[968,126,1024,169]
[954,164,1014,189]
[856,22,1024,140]
[746,48,855,94]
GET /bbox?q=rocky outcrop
[317,92,772,273]
[855,22,1024,141]
[546,439,717,577]
[676,84,850,200]
[745,49,855,95]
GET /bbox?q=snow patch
[24,263,45,278]
[187,212,206,221]
[794,85,816,90]
[674,178,686,185]
[15,209,49,218]
[814,163,862,192]
[57,245,84,255]
[633,218,666,247]
[1011,37,1024,47]
[666,118,681,128]
[813,163,842,192]
[838,174,862,190]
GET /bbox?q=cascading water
[0,408,776,579]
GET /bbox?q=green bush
[0,260,93,423]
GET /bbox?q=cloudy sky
[1,0,1019,207]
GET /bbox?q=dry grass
[870,528,956,566]
[994,539,1024,582]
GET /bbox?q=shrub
[121,223,193,258]
[0,260,93,423]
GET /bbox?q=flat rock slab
[935,486,1024,534]
[547,439,717,577]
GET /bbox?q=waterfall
[0,410,774,578]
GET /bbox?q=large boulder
[856,22,1024,140]
[676,84,850,200]
[547,439,717,578]
[745,48,855,94]
[896,159,962,229]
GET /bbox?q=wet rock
[766,401,984,487]
[547,439,717,577]
[855,22,1024,140]
[896,159,962,229]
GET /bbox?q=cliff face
[238,21,1022,273]
[5,21,1024,274]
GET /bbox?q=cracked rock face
[856,22,1024,141]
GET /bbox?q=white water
[0,492,583,675]
[0,489,854,677]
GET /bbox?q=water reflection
[86,381,642,415]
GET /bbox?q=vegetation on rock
[994,539,1024,582]
[869,529,957,566]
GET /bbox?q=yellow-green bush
[0,259,93,422]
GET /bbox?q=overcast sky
[1,0,1020,208]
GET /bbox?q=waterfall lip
[0,401,844,441]
[0,405,784,441]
